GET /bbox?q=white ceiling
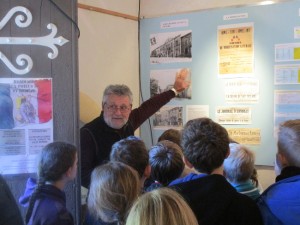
[140,0,292,18]
[78,0,293,18]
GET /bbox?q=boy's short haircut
[224,143,255,183]
[158,129,182,147]
[277,119,300,167]
[110,136,149,178]
[181,118,229,174]
[149,140,184,185]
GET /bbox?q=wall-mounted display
[216,106,252,125]
[218,23,254,77]
[150,68,191,99]
[224,78,259,104]
[186,105,209,121]
[140,0,300,165]
[0,78,53,174]
[153,105,183,129]
[274,90,300,134]
[227,128,261,145]
[150,30,192,64]
[274,64,300,85]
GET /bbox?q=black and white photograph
[150,30,192,64]
[150,68,192,99]
[153,105,184,129]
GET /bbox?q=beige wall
[256,166,275,190]
[79,0,139,16]
[78,2,139,122]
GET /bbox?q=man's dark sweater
[80,90,175,188]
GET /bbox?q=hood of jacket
[19,177,37,207]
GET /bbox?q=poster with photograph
[274,90,300,135]
[150,68,192,99]
[150,30,192,64]
[153,105,183,129]
[0,78,53,174]
[218,23,254,77]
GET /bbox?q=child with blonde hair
[126,188,198,225]
[224,143,260,200]
[87,162,140,225]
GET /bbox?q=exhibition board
[139,0,300,166]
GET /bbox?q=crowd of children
[2,118,300,225]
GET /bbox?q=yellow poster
[218,23,254,77]
[227,128,260,145]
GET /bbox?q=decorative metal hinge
[0,6,69,75]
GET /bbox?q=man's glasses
[104,103,132,113]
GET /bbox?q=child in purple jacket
[19,142,78,225]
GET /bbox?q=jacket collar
[276,166,300,182]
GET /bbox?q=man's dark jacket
[170,174,263,225]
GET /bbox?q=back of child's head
[277,119,300,167]
[38,141,77,182]
[181,118,229,174]
[224,143,255,183]
[88,161,140,224]
[126,187,199,225]
[110,136,149,178]
[26,141,77,223]
[158,129,182,147]
[149,140,184,185]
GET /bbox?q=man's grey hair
[102,84,133,104]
